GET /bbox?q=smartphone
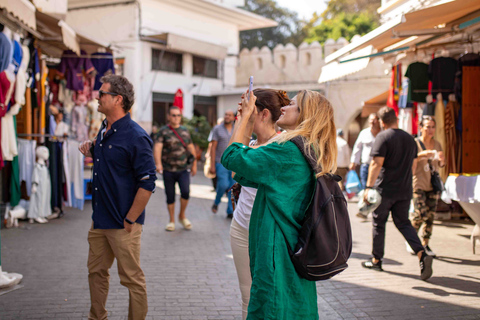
[248,76,253,100]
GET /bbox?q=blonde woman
[222,90,337,320]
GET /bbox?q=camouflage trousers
[411,190,439,240]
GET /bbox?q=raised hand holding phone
[247,76,253,100]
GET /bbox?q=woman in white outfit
[230,88,290,320]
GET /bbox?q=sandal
[165,222,175,231]
[180,218,192,230]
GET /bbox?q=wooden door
[462,66,480,173]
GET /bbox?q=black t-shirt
[370,129,417,199]
[405,62,429,103]
[428,57,458,101]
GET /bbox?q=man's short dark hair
[377,107,397,126]
[100,75,135,112]
[169,106,181,114]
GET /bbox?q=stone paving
[1,171,480,319]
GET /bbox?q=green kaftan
[222,141,318,320]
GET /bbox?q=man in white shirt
[336,129,350,191]
[349,113,381,189]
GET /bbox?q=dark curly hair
[253,88,290,122]
[100,74,135,112]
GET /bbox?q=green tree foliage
[321,0,381,19]
[239,0,307,50]
[304,11,379,45]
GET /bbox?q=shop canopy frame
[0,0,36,31]
[35,11,111,59]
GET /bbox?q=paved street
[1,171,479,320]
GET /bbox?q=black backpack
[282,137,353,281]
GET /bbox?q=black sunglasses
[99,90,119,98]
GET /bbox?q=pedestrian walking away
[409,116,445,257]
[154,106,197,232]
[209,110,236,218]
[222,89,338,319]
[78,74,156,320]
[229,88,288,320]
[361,106,433,281]
[349,113,381,218]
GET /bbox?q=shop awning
[325,0,480,63]
[0,0,36,31]
[318,46,373,83]
[141,33,228,60]
[361,90,389,117]
[35,11,110,58]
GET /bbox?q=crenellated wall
[236,39,350,86]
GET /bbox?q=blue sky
[275,0,327,20]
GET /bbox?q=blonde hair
[275,90,337,177]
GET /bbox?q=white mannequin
[13,32,20,42]
[28,147,52,223]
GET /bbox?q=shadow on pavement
[383,270,480,296]
[435,256,480,266]
[349,252,403,266]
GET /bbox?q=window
[257,58,263,70]
[194,95,217,127]
[152,49,183,73]
[193,56,218,78]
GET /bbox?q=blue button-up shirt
[91,113,156,229]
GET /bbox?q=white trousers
[230,218,251,320]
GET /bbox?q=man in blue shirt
[79,75,156,319]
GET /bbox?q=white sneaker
[405,241,416,255]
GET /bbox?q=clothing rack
[59,54,114,59]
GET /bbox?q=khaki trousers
[87,223,147,320]
[230,218,251,320]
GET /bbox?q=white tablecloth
[443,175,480,203]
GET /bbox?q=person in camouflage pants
[412,190,439,241]
[154,106,197,232]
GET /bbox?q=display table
[444,174,480,253]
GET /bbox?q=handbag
[168,125,195,166]
[417,139,444,193]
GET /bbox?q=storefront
[321,0,480,251]
[0,3,113,225]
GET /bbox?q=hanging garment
[1,66,17,161]
[87,100,103,140]
[91,52,115,91]
[434,94,447,180]
[398,108,413,134]
[17,138,37,196]
[62,140,72,207]
[405,62,429,103]
[71,105,89,141]
[429,57,458,101]
[12,40,23,74]
[13,45,30,110]
[398,78,409,109]
[67,140,84,210]
[387,65,400,115]
[445,100,458,175]
[57,50,95,91]
[28,163,52,219]
[0,32,12,72]
[412,102,418,136]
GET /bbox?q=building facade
[66,0,275,131]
